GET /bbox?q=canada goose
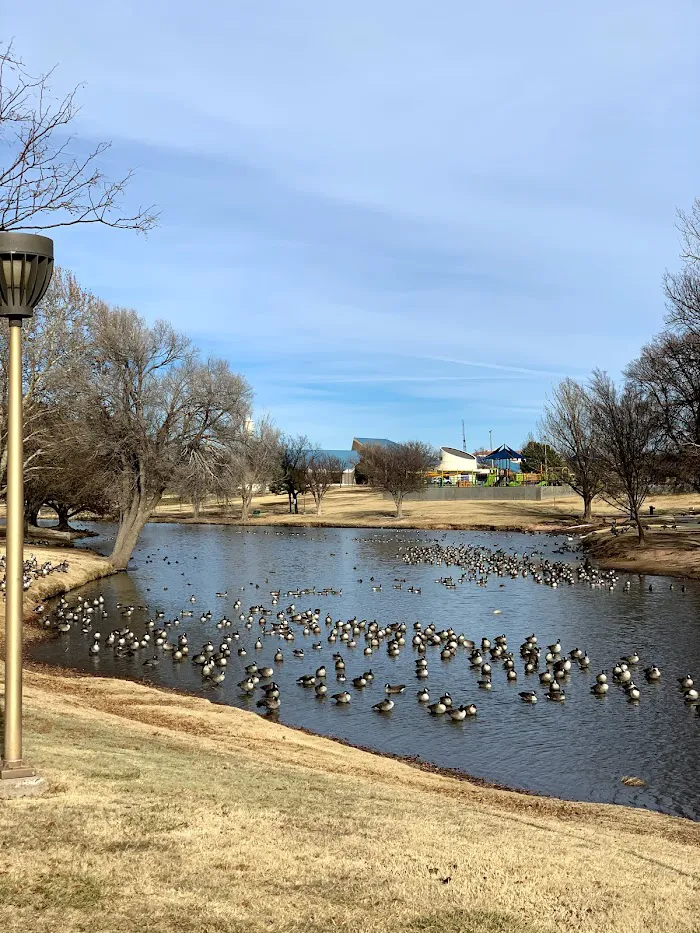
[546,688,566,702]
[439,693,453,707]
[417,688,430,703]
[257,695,280,710]
[385,683,406,694]
[622,651,639,665]
[274,649,284,663]
[238,678,256,692]
[625,684,641,701]
[596,671,608,684]
[373,698,394,712]
[519,691,537,703]
[352,676,367,689]
[591,682,609,696]
[644,665,661,681]
[684,687,699,702]
[477,679,492,690]
[315,666,327,679]
[297,674,316,687]
[428,700,447,715]
[506,670,517,682]
[332,691,351,704]
[679,675,694,690]
[449,706,467,721]
[464,703,477,716]
[315,683,327,697]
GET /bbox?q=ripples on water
[30,522,700,820]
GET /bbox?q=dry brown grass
[0,668,698,933]
[153,487,700,533]
[153,486,598,530]
[589,528,700,579]
[0,545,115,649]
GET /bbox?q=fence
[398,485,574,502]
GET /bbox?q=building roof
[321,449,360,470]
[483,444,522,462]
[441,447,477,461]
[352,437,399,451]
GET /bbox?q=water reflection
[30,522,700,820]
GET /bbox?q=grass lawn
[0,669,698,933]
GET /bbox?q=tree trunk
[25,501,40,527]
[631,505,645,545]
[192,491,200,520]
[109,494,158,569]
[292,491,299,514]
[54,503,73,532]
[315,498,322,516]
[582,493,593,521]
[287,491,293,514]
[395,495,404,519]
[241,487,253,523]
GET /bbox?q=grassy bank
[153,486,615,531]
[587,528,700,579]
[0,667,698,933]
[0,545,115,648]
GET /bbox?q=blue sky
[6,1,699,450]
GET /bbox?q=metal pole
[1,317,33,779]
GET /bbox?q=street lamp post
[0,232,54,785]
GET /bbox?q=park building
[317,437,399,486]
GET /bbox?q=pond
[30,522,700,820]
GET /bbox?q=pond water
[30,522,700,820]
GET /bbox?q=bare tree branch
[0,41,157,232]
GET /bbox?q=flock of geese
[1,554,70,595]
[35,535,700,722]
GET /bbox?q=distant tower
[461,420,466,453]
[244,417,254,436]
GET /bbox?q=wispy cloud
[8,0,698,447]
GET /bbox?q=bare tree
[677,197,700,265]
[229,417,281,522]
[359,441,438,519]
[23,408,113,530]
[81,307,251,568]
[307,452,344,515]
[627,330,700,491]
[589,371,661,544]
[541,378,603,520]
[275,435,313,514]
[0,266,97,491]
[0,42,156,232]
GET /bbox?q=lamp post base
[1,760,36,780]
[0,774,48,798]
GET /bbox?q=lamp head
[0,232,54,319]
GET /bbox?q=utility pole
[489,429,493,452]
[461,420,466,452]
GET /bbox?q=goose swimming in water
[417,688,430,703]
[519,691,537,703]
[385,683,406,694]
[373,698,394,712]
[332,691,351,704]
